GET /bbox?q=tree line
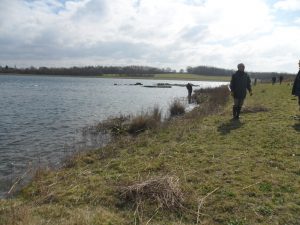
[0,65,175,76]
[0,64,293,80]
[186,65,293,80]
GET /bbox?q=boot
[236,106,241,119]
[232,106,237,119]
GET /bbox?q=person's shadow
[217,119,244,135]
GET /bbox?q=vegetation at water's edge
[0,82,299,225]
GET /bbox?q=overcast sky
[1,0,300,72]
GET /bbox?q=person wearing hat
[230,63,253,119]
[292,60,300,111]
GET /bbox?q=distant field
[154,73,230,81]
[101,73,231,81]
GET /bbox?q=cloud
[274,0,300,11]
[295,17,300,24]
[0,0,299,72]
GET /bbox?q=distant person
[254,78,257,86]
[279,75,283,84]
[186,83,193,103]
[292,60,300,111]
[272,76,276,85]
[230,63,253,119]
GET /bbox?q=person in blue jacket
[292,60,300,111]
[230,63,253,119]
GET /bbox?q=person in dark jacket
[292,60,300,110]
[272,76,276,85]
[186,83,193,103]
[279,75,284,84]
[230,63,253,119]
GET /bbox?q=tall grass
[188,85,230,118]
[128,106,162,134]
[193,85,230,107]
[169,99,185,117]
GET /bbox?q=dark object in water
[143,85,172,88]
[144,83,172,88]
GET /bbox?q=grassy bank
[1,83,299,225]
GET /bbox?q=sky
[0,0,300,73]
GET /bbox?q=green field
[1,83,299,225]
[153,74,230,81]
[100,73,230,82]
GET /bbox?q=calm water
[0,74,227,197]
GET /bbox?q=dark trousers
[233,98,244,118]
[188,91,192,103]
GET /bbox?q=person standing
[279,75,284,84]
[272,76,276,85]
[230,63,253,119]
[292,60,300,111]
[186,83,193,103]
[254,78,257,86]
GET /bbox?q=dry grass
[127,106,162,134]
[81,107,162,137]
[169,99,185,117]
[185,85,230,119]
[119,176,184,210]
[193,85,230,106]
[84,115,130,136]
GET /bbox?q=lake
[0,74,228,197]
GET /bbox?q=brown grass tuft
[169,99,185,117]
[193,85,230,107]
[93,115,130,136]
[127,106,162,134]
[185,85,230,119]
[120,176,184,210]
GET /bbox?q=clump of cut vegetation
[119,176,184,210]
[169,99,185,117]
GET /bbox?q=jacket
[292,70,300,96]
[230,71,252,99]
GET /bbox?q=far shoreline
[0,72,230,82]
